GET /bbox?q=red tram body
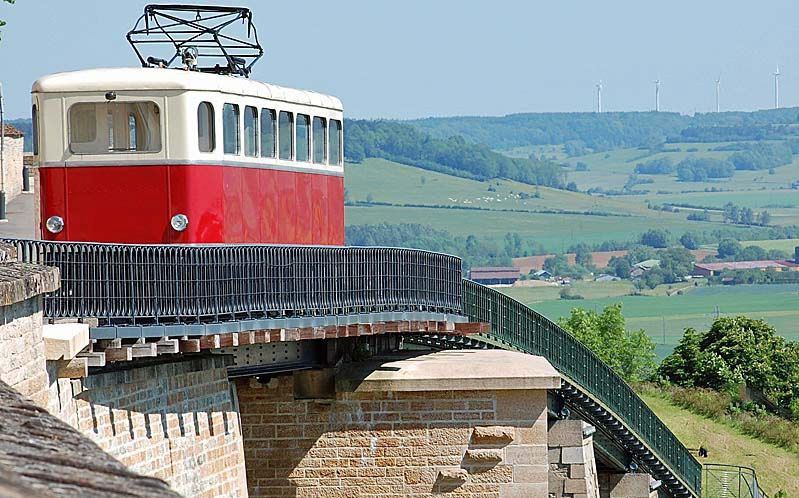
[32,68,345,245]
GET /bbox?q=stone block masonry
[49,356,249,498]
[0,261,60,407]
[236,350,561,498]
[548,419,600,498]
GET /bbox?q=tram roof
[32,67,343,111]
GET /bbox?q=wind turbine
[596,81,603,113]
[654,79,660,112]
[774,65,780,109]
[715,76,721,113]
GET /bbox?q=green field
[345,159,751,251]
[545,142,799,194]
[345,158,655,216]
[641,392,799,495]
[742,238,799,253]
[502,283,799,358]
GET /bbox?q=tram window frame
[31,104,39,156]
[312,116,326,165]
[260,108,276,158]
[223,103,241,155]
[68,101,162,155]
[296,114,310,162]
[329,119,342,166]
[197,101,215,153]
[278,111,293,160]
[244,106,258,157]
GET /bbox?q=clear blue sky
[2,0,799,119]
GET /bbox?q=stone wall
[0,259,60,407]
[548,419,600,498]
[0,295,49,406]
[236,373,551,498]
[50,356,249,498]
[1,135,24,202]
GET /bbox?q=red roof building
[469,267,520,286]
[693,260,798,277]
[1,124,23,139]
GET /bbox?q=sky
[1,0,799,119]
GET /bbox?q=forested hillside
[406,107,799,151]
[6,119,32,152]
[344,119,566,188]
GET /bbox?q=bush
[676,157,735,181]
[559,287,584,300]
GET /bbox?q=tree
[543,254,570,276]
[758,210,771,226]
[640,229,670,248]
[573,243,593,267]
[558,304,657,382]
[0,0,14,42]
[717,239,741,259]
[679,233,699,250]
[659,317,799,410]
[608,256,631,278]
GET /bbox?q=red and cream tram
[30,5,344,245]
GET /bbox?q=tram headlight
[45,215,64,234]
[170,213,189,232]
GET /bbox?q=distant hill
[6,119,31,152]
[407,108,799,151]
[344,119,566,188]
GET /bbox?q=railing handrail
[461,279,702,497]
[4,238,463,326]
[702,464,768,498]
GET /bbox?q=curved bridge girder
[405,280,703,498]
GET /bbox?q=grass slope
[640,392,799,495]
[345,159,749,252]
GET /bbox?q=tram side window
[31,104,39,156]
[296,114,310,162]
[329,119,342,166]
[244,106,258,157]
[69,101,161,154]
[312,117,326,164]
[223,103,240,155]
[278,111,293,160]
[260,108,276,158]
[197,102,215,152]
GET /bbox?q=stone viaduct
[0,238,745,498]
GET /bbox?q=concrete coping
[0,262,60,306]
[337,350,561,393]
[43,323,90,361]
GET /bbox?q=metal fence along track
[702,464,767,498]
[461,279,702,498]
[5,239,462,326]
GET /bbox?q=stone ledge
[0,263,60,306]
[43,323,90,360]
[337,350,561,392]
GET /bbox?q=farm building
[630,259,660,278]
[693,259,799,278]
[469,267,520,286]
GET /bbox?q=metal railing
[461,279,702,497]
[4,239,462,325]
[703,465,768,498]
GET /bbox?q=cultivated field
[502,283,799,358]
[345,159,752,252]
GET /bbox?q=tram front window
[69,101,161,154]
